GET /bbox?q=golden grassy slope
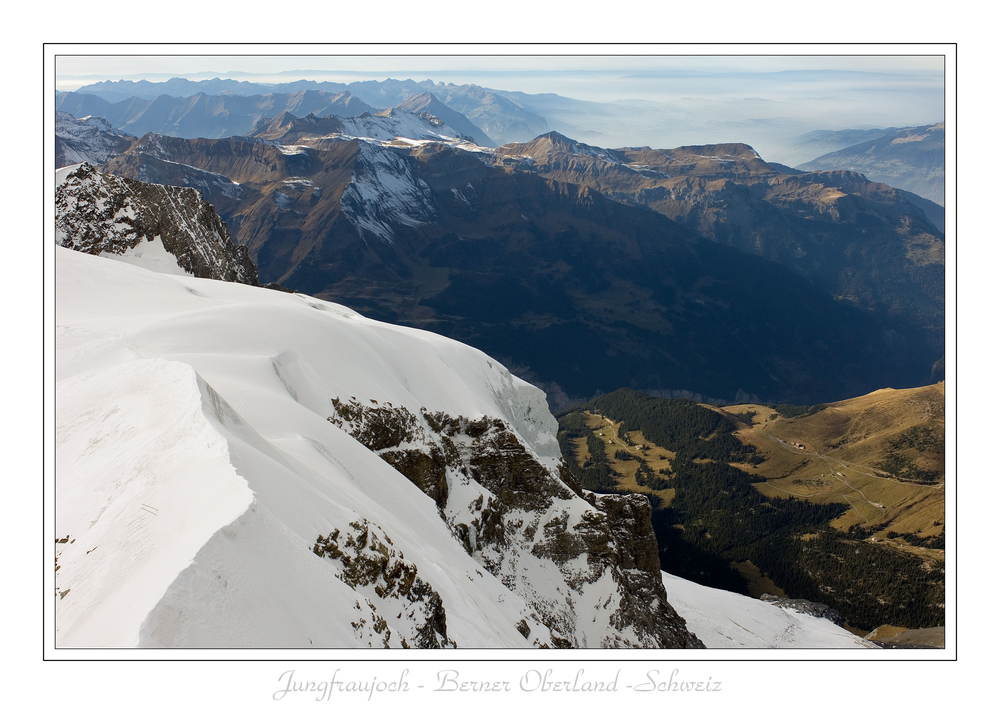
[728,383,945,556]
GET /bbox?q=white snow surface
[661,572,875,648]
[97,235,193,277]
[55,247,557,648]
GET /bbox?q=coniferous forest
[556,388,945,632]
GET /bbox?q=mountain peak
[246,112,345,142]
[499,131,623,163]
[392,93,497,148]
[537,130,576,144]
[56,111,136,167]
[396,91,446,112]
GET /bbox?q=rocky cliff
[327,397,704,648]
[55,162,258,285]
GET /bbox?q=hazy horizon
[53,53,945,161]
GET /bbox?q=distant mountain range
[797,123,945,206]
[60,76,946,208]
[56,89,380,141]
[59,77,549,145]
[62,110,940,408]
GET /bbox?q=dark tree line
[562,388,762,464]
[557,412,617,490]
[557,388,944,631]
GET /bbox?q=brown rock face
[328,397,704,648]
[498,133,945,335]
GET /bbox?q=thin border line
[45,43,956,664]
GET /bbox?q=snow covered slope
[54,247,702,648]
[339,140,437,244]
[661,573,875,648]
[342,109,467,143]
[55,110,135,167]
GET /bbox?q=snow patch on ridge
[339,141,436,244]
[98,235,192,277]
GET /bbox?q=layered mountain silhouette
[797,123,944,206]
[94,123,941,407]
[58,78,547,145]
[56,89,378,140]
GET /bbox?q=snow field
[55,248,554,647]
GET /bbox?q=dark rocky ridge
[760,594,845,627]
[56,162,258,285]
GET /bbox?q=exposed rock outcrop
[312,519,455,648]
[56,162,258,285]
[760,594,845,626]
[328,397,704,648]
